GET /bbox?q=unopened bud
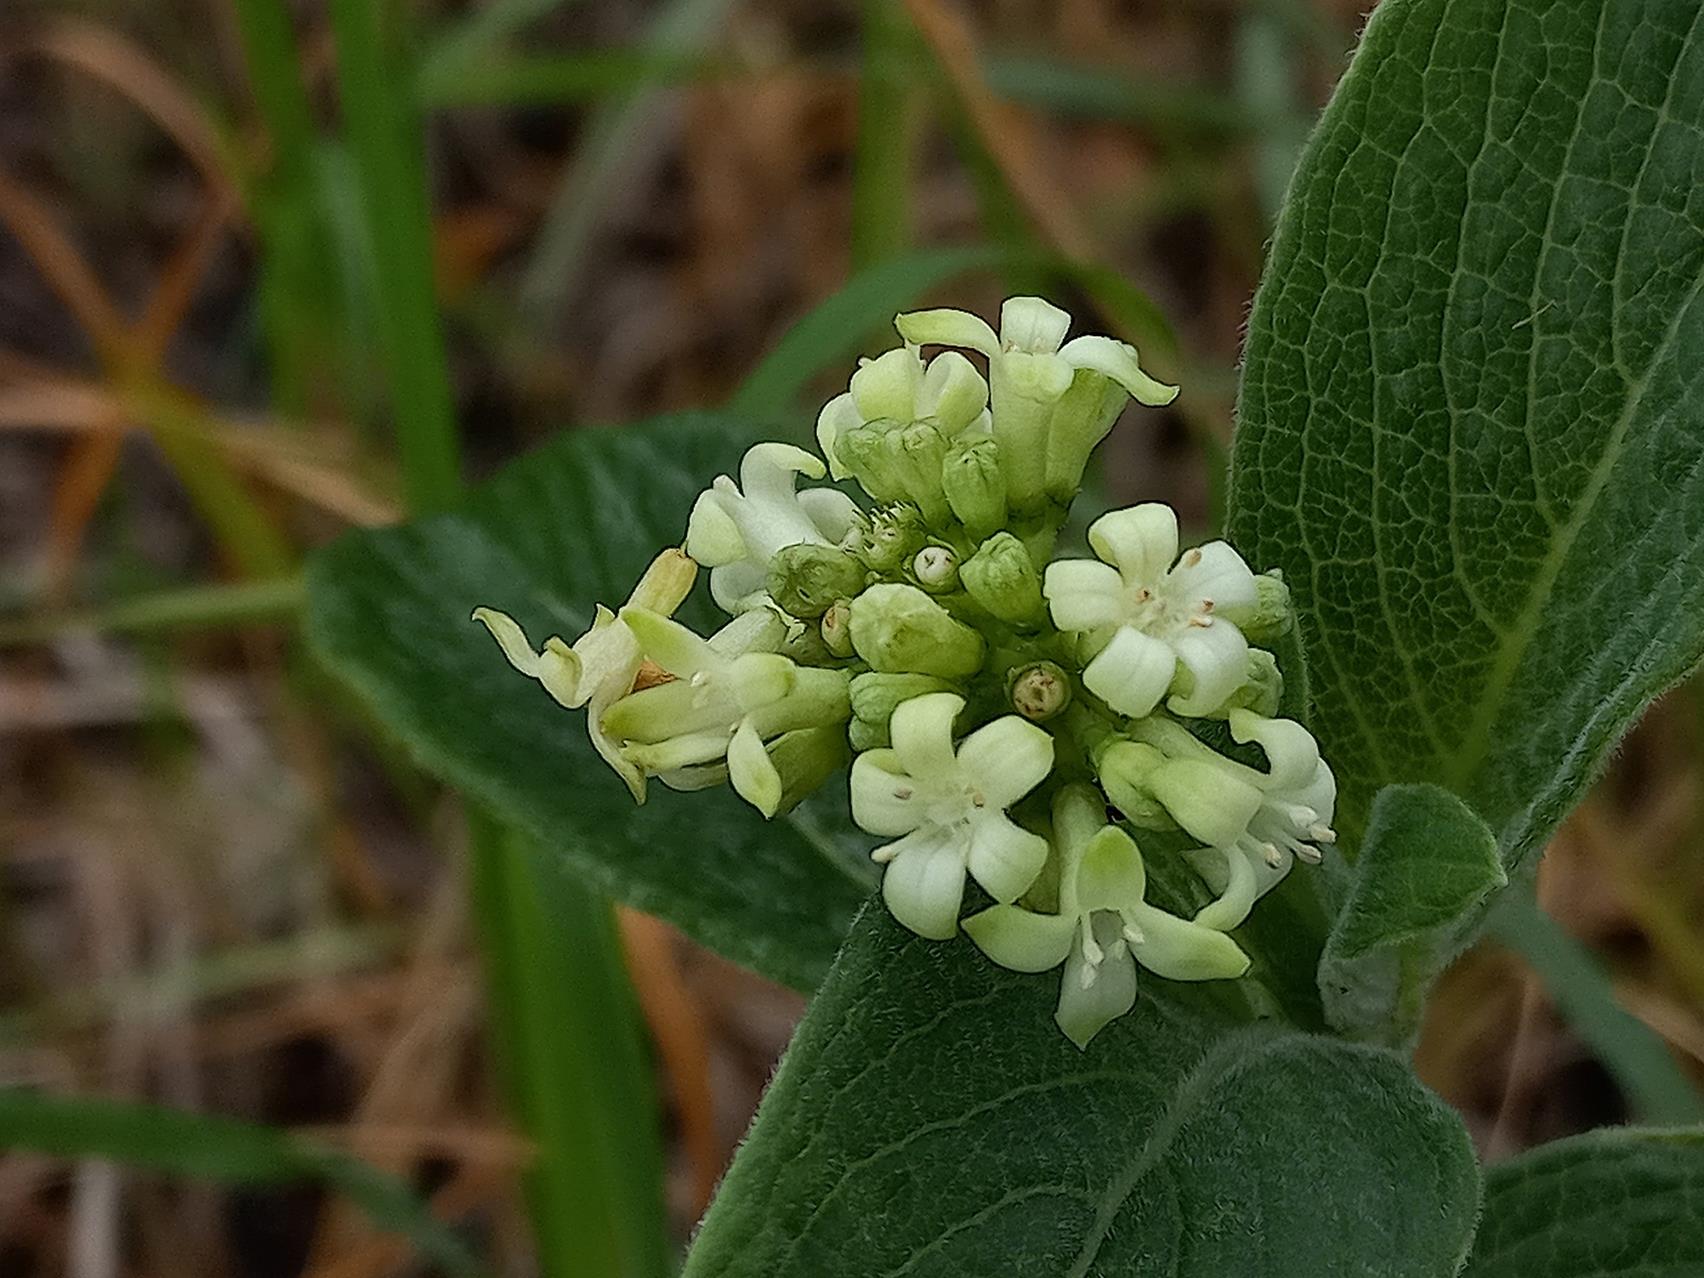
[890,422,951,527]
[820,599,854,657]
[850,672,956,728]
[1008,661,1070,721]
[768,544,866,619]
[850,504,925,571]
[1092,739,1176,831]
[1238,571,1293,644]
[959,532,1045,626]
[765,725,851,815]
[912,544,959,592]
[837,423,906,503]
[1220,649,1283,718]
[1044,370,1127,503]
[848,583,985,677]
[941,438,1007,539]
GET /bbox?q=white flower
[1044,503,1259,718]
[601,607,849,816]
[1122,711,1337,931]
[896,297,1177,508]
[964,786,1249,1048]
[850,692,1053,940]
[815,345,990,479]
[473,548,698,801]
[685,443,861,614]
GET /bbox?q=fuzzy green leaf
[1319,783,1506,1043]
[684,907,1480,1278]
[1462,1128,1704,1276]
[1229,0,1704,864]
[306,412,874,992]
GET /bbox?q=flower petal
[967,812,1049,903]
[918,350,989,432]
[1165,540,1258,616]
[707,561,771,615]
[888,691,965,781]
[999,296,1071,354]
[685,490,746,566]
[727,719,783,817]
[1087,504,1177,582]
[1057,334,1178,405]
[895,307,1000,358]
[1083,626,1176,718]
[1056,916,1138,1049]
[881,833,969,940]
[1149,759,1263,848]
[601,679,733,744]
[1125,903,1250,980]
[956,716,1054,808]
[738,441,825,498]
[964,905,1075,972]
[1227,710,1321,793]
[1187,846,1261,931]
[1042,560,1126,634]
[620,607,723,678]
[1165,620,1249,717]
[472,607,547,678]
[850,748,925,836]
[1073,827,1146,912]
[814,392,862,480]
[797,487,862,545]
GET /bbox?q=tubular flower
[686,443,861,613]
[602,607,850,817]
[474,295,1335,1046]
[1044,503,1259,719]
[850,692,1053,940]
[896,297,1177,510]
[965,786,1249,1048]
[473,548,698,800]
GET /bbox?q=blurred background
[0,0,1700,1274]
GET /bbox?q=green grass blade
[851,0,915,271]
[0,1089,483,1278]
[0,575,304,647]
[417,0,577,89]
[1490,892,1704,1125]
[467,818,669,1278]
[328,0,463,513]
[980,53,1262,136]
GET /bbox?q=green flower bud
[836,423,906,503]
[941,437,1007,539]
[850,504,925,571]
[1092,739,1177,831]
[848,716,888,752]
[959,532,1045,626]
[850,672,956,728]
[820,599,854,657]
[911,544,959,593]
[848,583,985,677]
[1043,370,1127,503]
[1239,571,1293,645]
[889,422,952,526]
[1007,661,1071,721]
[768,544,866,619]
[765,725,851,815]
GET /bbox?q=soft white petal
[1057,334,1178,405]
[1227,710,1321,794]
[999,296,1071,354]
[601,679,734,744]
[685,490,746,566]
[964,905,1076,972]
[1293,759,1338,828]
[1042,559,1126,631]
[1056,915,1137,1049]
[655,761,727,792]
[1072,827,1147,912]
[1165,541,1258,615]
[797,487,861,545]
[1087,504,1177,583]
[738,442,825,498]
[620,607,723,678]
[727,719,783,817]
[895,307,1000,358]
[708,606,786,657]
[850,749,926,836]
[888,691,965,781]
[1188,846,1260,931]
[966,812,1049,903]
[815,392,862,480]
[849,346,923,422]
[587,679,647,802]
[1149,758,1263,848]
[955,716,1054,809]
[1165,621,1249,717]
[621,729,736,772]
[472,607,547,678]
[882,832,969,940]
[918,350,989,432]
[708,560,771,615]
[1083,626,1176,718]
[1125,903,1250,979]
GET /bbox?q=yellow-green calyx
[474,296,1335,1047]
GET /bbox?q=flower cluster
[475,296,1335,1047]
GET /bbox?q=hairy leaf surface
[1230,0,1704,863]
[684,908,1479,1278]
[307,413,873,991]
[1462,1128,1704,1276]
